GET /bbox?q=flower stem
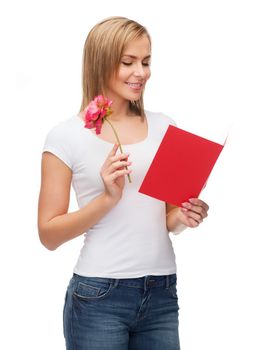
[104,117,132,183]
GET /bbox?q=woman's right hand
[100,143,132,203]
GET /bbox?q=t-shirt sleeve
[42,124,73,170]
[160,113,177,127]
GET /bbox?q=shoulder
[46,115,79,134]
[43,115,82,154]
[145,110,177,127]
[44,115,80,141]
[42,116,80,170]
[145,110,177,143]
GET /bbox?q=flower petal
[83,95,113,134]
[100,109,107,119]
[95,118,103,134]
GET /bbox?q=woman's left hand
[180,198,209,228]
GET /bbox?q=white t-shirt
[42,110,177,278]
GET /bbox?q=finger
[111,168,132,180]
[181,211,201,227]
[181,208,203,223]
[187,218,200,227]
[110,143,119,156]
[107,160,132,173]
[182,204,208,219]
[188,198,209,212]
[101,160,131,180]
[182,201,203,214]
[109,152,130,166]
[104,147,129,170]
[102,144,120,168]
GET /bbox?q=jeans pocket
[169,282,178,300]
[73,279,114,301]
[167,282,179,312]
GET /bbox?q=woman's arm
[166,199,209,234]
[37,152,118,251]
[38,144,132,251]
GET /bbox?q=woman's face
[106,35,151,104]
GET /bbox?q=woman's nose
[133,63,145,77]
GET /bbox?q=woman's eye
[121,61,150,66]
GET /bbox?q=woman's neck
[105,98,132,121]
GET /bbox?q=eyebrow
[122,54,151,59]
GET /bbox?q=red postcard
[139,125,224,206]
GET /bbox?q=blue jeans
[63,273,180,349]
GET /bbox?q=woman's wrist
[101,192,120,208]
[166,207,187,234]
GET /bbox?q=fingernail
[182,202,191,209]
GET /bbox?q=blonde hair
[78,16,151,117]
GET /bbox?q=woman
[38,16,209,350]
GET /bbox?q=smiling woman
[78,16,152,119]
[38,16,209,350]
[104,35,151,114]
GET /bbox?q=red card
[139,125,224,206]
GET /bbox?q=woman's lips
[126,82,144,91]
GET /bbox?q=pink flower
[83,95,113,135]
[83,95,132,183]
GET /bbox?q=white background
[4,0,260,348]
